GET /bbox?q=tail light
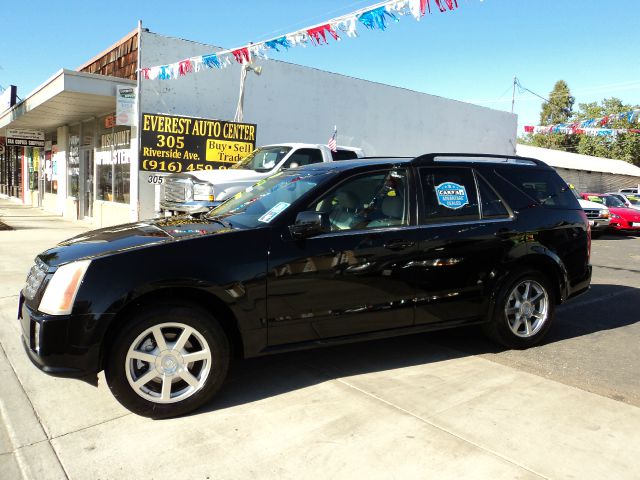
[578,210,591,262]
[587,221,591,262]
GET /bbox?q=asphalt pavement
[1,199,639,480]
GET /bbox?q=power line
[513,77,550,105]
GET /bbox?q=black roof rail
[411,153,546,167]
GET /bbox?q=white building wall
[138,31,517,218]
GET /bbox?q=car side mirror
[289,211,329,239]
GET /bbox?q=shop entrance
[79,147,94,219]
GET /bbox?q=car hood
[578,198,607,210]
[609,207,640,220]
[190,168,272,184]
[37,216,238,268]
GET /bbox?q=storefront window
[43,143,58,194]
[96,114,131,203]
[28,148,40,191]
[68,125,80,198]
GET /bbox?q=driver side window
[310,169,409,231]
[283,149,324,169]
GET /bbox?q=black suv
[19,154,592,418]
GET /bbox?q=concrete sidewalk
[1,199,639,479]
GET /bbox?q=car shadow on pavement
[596,232,640,240]
[190,283,639,417]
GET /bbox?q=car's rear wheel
[105,304,229,418]
[483,269,556,349]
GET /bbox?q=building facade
[1,26,517,227]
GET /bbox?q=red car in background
[580,193,640,232]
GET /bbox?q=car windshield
[625,195,640,205]
[569,186,581,200]
[602,195,625,208]
[231,146,292,172]
[205,171,329,228]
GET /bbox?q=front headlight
[193,183,215,201]
[39,260,91,315]
[599,209,610,218]
[610,213,621,219]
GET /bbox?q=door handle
[384,239,415,251]
[403,258,462,268]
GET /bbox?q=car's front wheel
[105,304,230,418]
[483,269,556,349]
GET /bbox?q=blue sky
[2,0,639,135]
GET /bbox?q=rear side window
[419,167,480,223]
[283,149,324,168]
[332,150,359,161]
[495,168,577,209]
[477,174,510,218]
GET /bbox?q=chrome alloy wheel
[504,280,549,338]
[125,323,212,404]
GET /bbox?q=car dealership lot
[1,201,639,479]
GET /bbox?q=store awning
[0,69,136,133]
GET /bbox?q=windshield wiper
[205,217,233,228]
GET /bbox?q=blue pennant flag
[358,7,397,31]
[202,54,221,69]
[159,66,171,80]
[265,36,291,52]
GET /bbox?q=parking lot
[1,201,639,479]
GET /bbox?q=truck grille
[583,209,601,219]
[24,257,48,300]
[162,182,188,202]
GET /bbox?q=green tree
[539,80,575,125]
[575,98,640,166]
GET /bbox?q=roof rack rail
[411,153,545,167]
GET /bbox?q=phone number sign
[140,113,256,173]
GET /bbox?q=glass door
[79,147,94,218]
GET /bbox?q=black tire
[483,269,556,349]
[105,304,230,419]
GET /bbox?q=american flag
[327,126,337,152]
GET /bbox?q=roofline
[76,28,138,71]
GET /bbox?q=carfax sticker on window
[258,202,290,223]
[435,182,469,210]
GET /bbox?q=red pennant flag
[140,68,150,80]
[307,24,339,45]
[434,0,458,12]
[178,59,193,76]
[232,47,251,64]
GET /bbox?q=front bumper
[609,220,640,231]
[19,295,101,378]
[589,218,610,231]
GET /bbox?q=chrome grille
[161,180,188,202]
[583,209,601,219]
[24,257,48,300]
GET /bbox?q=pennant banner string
[525,109,640,137]
[141,0,459,80]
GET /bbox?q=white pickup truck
[569,185,610,236]
[160,143,364,215]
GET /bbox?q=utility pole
[511,76,517,114]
